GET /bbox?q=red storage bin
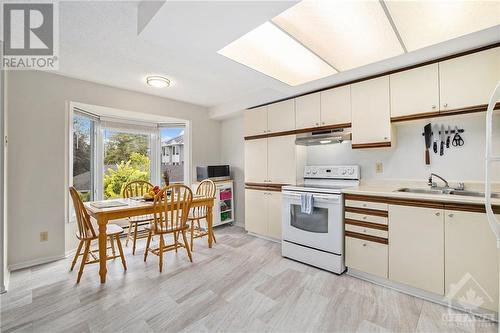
[220,190,232,200]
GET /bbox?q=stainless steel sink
[396,188,447,195]
[395,188,500,199]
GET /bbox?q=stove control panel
[304,165,360,180]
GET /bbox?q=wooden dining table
[84,195,215,283]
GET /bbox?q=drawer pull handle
[363,216,367,220]
[363,229,367,233]
[448,214,454,218]
[435,212,440,216]
[362,243,367,247]
[362,204,367,207]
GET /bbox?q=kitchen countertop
[342,181,500,207]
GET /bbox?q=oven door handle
[282,192,340,203]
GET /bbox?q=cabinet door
[244,139,268,183]
[268,100,295,133]
[351,76,392,146]
[389,205,444,294]
[295,92,321,129]
[346,237,388,278]
[390,63,439,118]
[244,106,267,136]
[320,85,351,126]
[439,48,500,111]
[267,192,282,240]
[245,189,268,235]
[267,136,296,185]
[445,210,499,312]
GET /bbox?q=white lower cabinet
[346,237,388,278]
[388,205,444,295]
[245,189,282,240]
[445,210,499,312]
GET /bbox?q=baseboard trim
[347,268,498,322]
[8,255,66,271]
[247,231,281,244]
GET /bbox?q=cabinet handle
[362,243,367,247]
[322,122,325,125]
[435,212,441,216]
[263,130,266,133]
[362,203,367,207]
[443,103,448,108]
[448,213,454,218]
[363,229,367,233]
[384,137,388,140]
[362,216,367,220]
[432,105,437,109]
[315,122,319,126]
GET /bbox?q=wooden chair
[69,187,127,283]
[188,179,217,251]
[143,184,193,272]
[122,180,154,255]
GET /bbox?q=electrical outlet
[40,231,48,242]
[376,162,383,173]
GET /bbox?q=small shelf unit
[192,179,234,227]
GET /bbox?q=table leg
[207,205,213,248]
[98,216,108,283]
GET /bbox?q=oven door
[282,191,343,254]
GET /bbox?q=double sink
[396,188,500,199]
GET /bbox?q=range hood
[295,128,351,146]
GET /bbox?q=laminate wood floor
[1,225,497,333]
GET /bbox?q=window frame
[67,106,191,223]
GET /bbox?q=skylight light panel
[272,0,405,71]
[217,22,337,86]
[385,0,500,51]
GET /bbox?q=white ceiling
[55,1,500,119]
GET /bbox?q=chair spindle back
[153,184,193,232]
[123,180,154,198]
[69,187,96,240]
[193,179,216,217]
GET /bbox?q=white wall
[220,114,245,227]
[6,70,221,268]
[307,113,500,183]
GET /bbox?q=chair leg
[115,235,127,271]
[144,230,152,262]
[181,230,193,263]
[212,231,217,244]
[132,223,138,255]
[190,221,195,251]
[109,236,116,258]
[70,240,84,271]
[77,240,90,284]
[173,230,178,253]
[125,222,132,247]
[159,235,164,273]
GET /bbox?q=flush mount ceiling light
[272,0,405,71]
[146,76,170,88]
[217,22,337,86]
[384,1,500,52]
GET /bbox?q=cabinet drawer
[345,200,388,211]
[346,237,388,278]
[345,224,388,239]
[345,212,388,226]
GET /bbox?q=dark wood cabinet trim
[352,142,392,149]
[345,219,389,231]
[248,42,500,110]
[345,207,389,217]
[344,193,500,213]
[438,102,500,117]
[346,231,388,245]
[245,182,284,192]
[391,111,441,123]
[244,123,352,141]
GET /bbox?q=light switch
[376,162,383,173]
[40,231,48,242]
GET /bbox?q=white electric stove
[281,165,360,274]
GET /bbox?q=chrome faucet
[428,173,449,189]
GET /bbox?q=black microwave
[196,165,231,181]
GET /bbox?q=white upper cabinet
[244,139,268,183]
[267,135,297,185]
[267,99,295,133]
[320,85,351,126]
[439,48,500,111]
[244,106,267,136]
[295,92,321,129]
[390,63,440,118]
[351,76,392,146]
